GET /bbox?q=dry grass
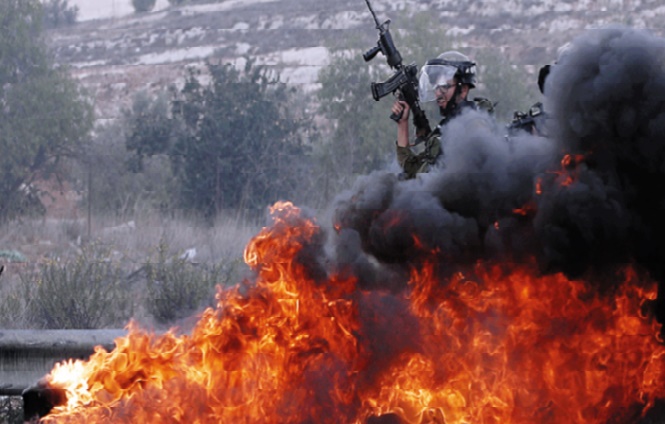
[0,210,262,330]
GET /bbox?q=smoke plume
[331,25,665,314]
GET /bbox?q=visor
[418,64,457,103]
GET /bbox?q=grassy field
[0,211,262,331]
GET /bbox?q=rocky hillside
[46,0,665,124]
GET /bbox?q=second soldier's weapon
[362,0,431,138]
[507,102,547,136]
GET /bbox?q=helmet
[537,64,550,94]
[418,50,477,103]
[556,42,572,63]
[537,42,571,94]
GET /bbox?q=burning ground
[38,25,665,423]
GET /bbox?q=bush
[144,239,237,324]
[132,0,156,13]
[20,246,132,329]
[79,118,177,217]
[42,0,78,29]
[168,0,187,5]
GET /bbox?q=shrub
[132,0,156,13]
[144,240,237,324]
[20,246,132,329]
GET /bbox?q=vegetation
[144,239,238,324]
[316,48,394,183]
[81,117,177,217]
[15,245,131,329]
[42,0,79,29]
[0,0,93,222]
[125,60,311,219]
[0,3,544,331]
[132,0,157,13]
[0,213,254,329]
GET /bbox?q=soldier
[506,64,550,137]
[392,50,495,180]
[507,43,571,137]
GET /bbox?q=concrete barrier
[0,329,126,396]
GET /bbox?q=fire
[40,202,665,424]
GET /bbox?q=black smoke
[330,25,665,318]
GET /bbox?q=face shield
[418,64,458,103]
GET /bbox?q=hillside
[47,0,665,124]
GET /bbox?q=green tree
[124,89,174,173]
[80,118,176,217]
[172,60,309,217]
[42,0,78,29]
[317,51,394,178]
[126,60,310,218]
[0,0,93,221]
[132,0,156,13]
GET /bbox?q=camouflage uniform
[396,98,493,180]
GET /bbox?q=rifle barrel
[364,0,381,28]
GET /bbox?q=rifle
[362,0,431,139]
[507,102,547,136]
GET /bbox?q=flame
[512,200,537,217]
[544,153,588,191]
[41,202,665,424]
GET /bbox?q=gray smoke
[540,26,665,283]
[330,25,665,305]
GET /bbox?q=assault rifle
[362,0,431,139]
[507,101,547,136]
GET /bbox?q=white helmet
[418,51,477,103]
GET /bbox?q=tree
[42,0,79,29]
[132,0,157,13]
[126,59,310,218]
[317,50,394,178]
[0,0,93,221]
[172,60,309,218]
[124,89,174,173]
[80,118,176,217]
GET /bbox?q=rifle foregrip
[390,110,403,122]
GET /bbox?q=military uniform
[396,98,494,180]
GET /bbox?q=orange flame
[548,153,587,191]
[41,202,665,424]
